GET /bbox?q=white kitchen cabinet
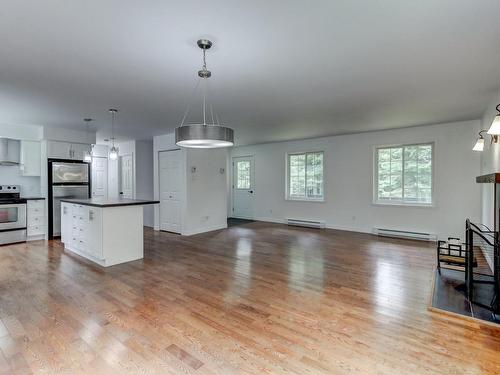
[47,140,91,161]
[61,200,152,267]
[62,203,103,261]
[20,141,41,176]
[27,199,45,239]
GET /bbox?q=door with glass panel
[232,156,254,219]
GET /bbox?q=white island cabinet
[61,198,158,267]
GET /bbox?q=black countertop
[60,198,159,208]
[22,197,46,200]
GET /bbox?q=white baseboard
[253,216,285,224]
[182,223,228,236]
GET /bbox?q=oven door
[0,204,27,231]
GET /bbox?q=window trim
[286,150,325,202]
[373,142,435,207]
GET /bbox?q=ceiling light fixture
[175,39,234,148]
[83,118,94,162]
[109,109,119,160]
[487,104,500,137]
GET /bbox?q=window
[287,151,324,201]
[236,161,251,189]
[375,143,433,205]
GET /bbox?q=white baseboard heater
[287,218,325,229]
[373,227,437,242]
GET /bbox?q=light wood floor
[1,222,500,374]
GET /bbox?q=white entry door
[159,150,182,233]
[120,154,134,198]
[232,156,255,219]
[91,157,108,198]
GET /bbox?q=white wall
[230,120,481,239]
[153,132,228,235]
[184,148,228,235]
[0,123,42,140]
[135,140,154,227]
[43,126,96,144]
[0,166,40,196]
[479,89,500,229]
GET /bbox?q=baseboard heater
[287,218,325,229]
[373,227,437,242]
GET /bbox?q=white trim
[285,150,325,202]
[182,223,227,236]
[373,142,435,206]
[231,155,255,219]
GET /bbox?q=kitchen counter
[60,197,158,207]
[60,199,158,267]
[22,197,45,200]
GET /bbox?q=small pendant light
[175,39,234,148]
[109,109,119,160]
[83,118,94,162]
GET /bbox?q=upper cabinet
[20,140,41,176]
[47,140,91,161]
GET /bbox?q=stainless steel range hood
[0,138,20,166]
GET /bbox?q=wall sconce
[487,104,500,140]
[473,129,498,151]
[473,131,486,151]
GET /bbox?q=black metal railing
[465,219,499,314]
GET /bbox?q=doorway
[91,156,108,199]
[120,154,134,198]
[159,150,182,233]
[232,156,255,219]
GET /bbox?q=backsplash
[0,166,41,196]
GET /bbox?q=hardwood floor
[1,222,500,374]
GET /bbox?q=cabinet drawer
[27,225,45,236]
[28,206,44,216]
[27,200,44,209]
[27,215,44,227]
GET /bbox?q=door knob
[249,190,254,194]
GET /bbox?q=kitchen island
[60,198,159,267]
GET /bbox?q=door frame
[231,155,255,219]
[158,149,184,234]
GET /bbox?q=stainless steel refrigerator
[49,161,90,238]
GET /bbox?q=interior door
[159,150,182,233]
[232,156,255,219]
[91,157,108,199]
[120,154,134,198]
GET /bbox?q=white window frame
[373,142,435,207]
[286,151,325,202]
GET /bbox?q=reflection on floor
[1,223,500,373]
[431,267,500,324]
[227,217,255,227]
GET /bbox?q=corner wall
[230,120,481,239]
[153,132,228,235]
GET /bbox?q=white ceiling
[1,0,500,145]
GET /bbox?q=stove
[0,185,27,204]
[0,185,27,245]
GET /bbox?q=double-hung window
[375,143,433,205]
[287,151,324,201]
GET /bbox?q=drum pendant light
[175,39,234,148]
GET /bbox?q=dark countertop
[22,197,46,200]
[60,198,159,208]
